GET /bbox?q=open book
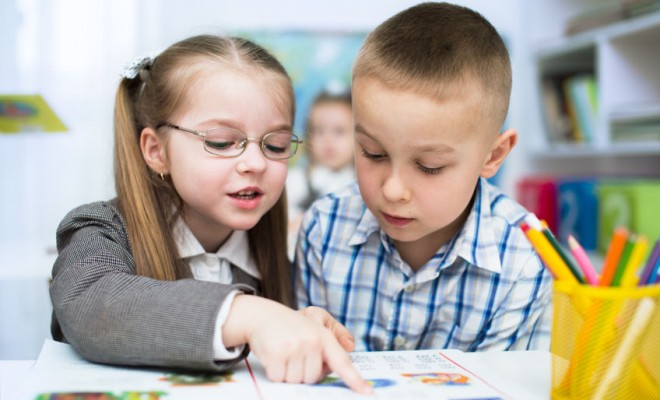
[16,340,510,400]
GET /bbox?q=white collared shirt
[173,217,260,359]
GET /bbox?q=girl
[287,91,355,257]
[50,35,370,394]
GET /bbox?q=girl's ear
[140,127,168,174]
[480,129,517,178]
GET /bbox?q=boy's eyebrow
[355,123,455,153]
[354,123,373,138]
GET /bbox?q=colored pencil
[649,256,660,284]
[638,237,660,286]
[611,234,636,287]
[520,222,578,283]
[599,227,629,287]
[567,235,599,285]
[592,298,656,400]
[539,226,584,283]
[620,235,648,287]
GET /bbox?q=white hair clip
[120,53,157,79]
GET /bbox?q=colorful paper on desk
[16,340,509,400]
[0,94,67,133]
[251,349,509,399]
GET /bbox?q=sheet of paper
[250,349,508,400]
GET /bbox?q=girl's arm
[51,202,252,371]
[222,295,372,394]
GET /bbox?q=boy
[295,2,552,352]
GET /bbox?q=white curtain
[0,0,160,251]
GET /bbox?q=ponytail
[113,78,186,280]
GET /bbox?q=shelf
[532,141,660,159]
[610,103,660,123]
[533,7,660,165]
[536,11,660,58]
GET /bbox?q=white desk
[0,349,551,400]
[458,350,551,400]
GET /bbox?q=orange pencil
[599,227,629,286]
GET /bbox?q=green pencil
[541,227,585,284]
[611,234,636,287]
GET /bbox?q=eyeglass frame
[156,122,303,160]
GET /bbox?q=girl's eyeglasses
[157,122,302,160]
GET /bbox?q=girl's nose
[236,139,267,174]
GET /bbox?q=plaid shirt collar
[347,177,527,274]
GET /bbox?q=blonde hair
[114,35,295,306]
[353,2,511,128]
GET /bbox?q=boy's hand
[223,296,372,395]
[298,306,356,352]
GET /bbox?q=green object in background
[0,94,67,133]
[598,180,660,257]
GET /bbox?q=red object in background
[516,176,558,234]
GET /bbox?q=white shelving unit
[527,6,660,177]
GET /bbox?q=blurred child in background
[287,91,355,257]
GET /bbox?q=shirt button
[394,336,406,347]
[404,284,415,293]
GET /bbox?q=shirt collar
[451,177,503,274]
[348,205,381,246]
[172,217,261,279]
[348,178,521,274]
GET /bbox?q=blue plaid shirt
[294,177,552,352]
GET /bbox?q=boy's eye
[417,163,445,175]
[361,148,386,161]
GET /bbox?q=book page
[250,349,508,399]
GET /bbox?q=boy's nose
[382,169,411,203]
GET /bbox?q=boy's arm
[474,250,553,351]
[293,208,329,311]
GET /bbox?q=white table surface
[0,350,551,400]
[458,350,551,400]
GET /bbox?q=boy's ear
[480,129,517,178]
[140,127,168,175]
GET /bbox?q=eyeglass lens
[203,128,298,159]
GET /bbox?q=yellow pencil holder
[551,281,660,400]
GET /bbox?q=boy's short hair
[353,2,511,128]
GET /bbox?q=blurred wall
[0,0,524,267]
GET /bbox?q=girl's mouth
[229,190,260,200]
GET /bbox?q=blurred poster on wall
[0,94,67,133]
[242,31,365,139]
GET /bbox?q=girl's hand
[223,295,373,395]
[298,306,355,352]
